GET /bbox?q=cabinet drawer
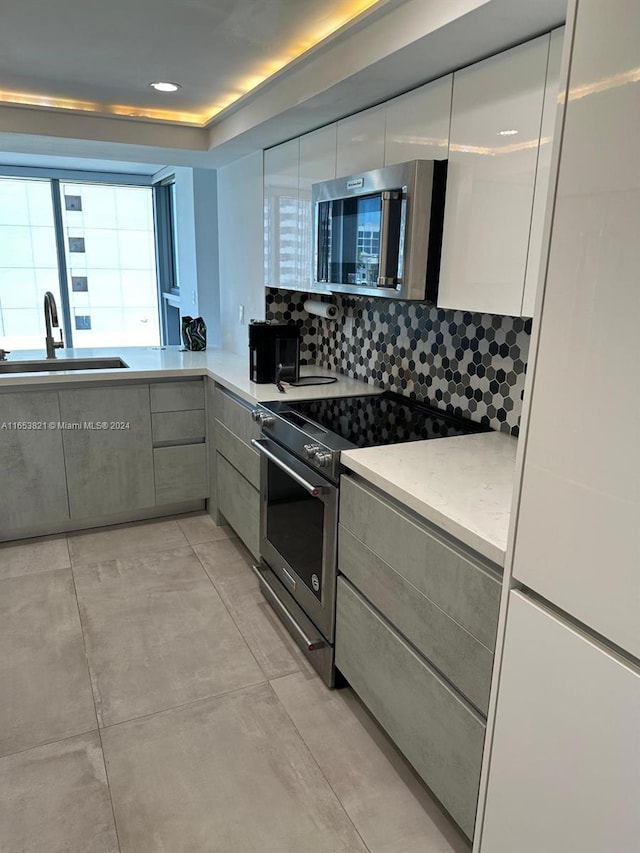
[150,380,204,413]
[216,453,260,558]
[152,410,205,444]
[215,420,260,488]
[213,386,260,446]
[336,577,485,839]
[339,526,494,714]
[340,476,501,651]
[154,444,208,504]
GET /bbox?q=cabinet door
[438,35,550,315]
[521,27,565,317]
[216,453,260,559]
[384,75,452,166]
[336,105,386,176]
[481,592,640,853]
[264,139,300,290]
[0,391,69,537]
[59,385,154,519]
[299,124,337,292]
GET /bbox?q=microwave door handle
[377,190,403,287]
[251,438,330,497]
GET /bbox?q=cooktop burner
[287,392,488,449]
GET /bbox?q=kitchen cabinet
[59,384,155,519]
[0,391,69,539]
[384,74,452,166]
[151,379,207,505]
[510,13,638,656]
[299,124,337,292]
[480,592,640,853]
[217,454,260,559]
[154,444,207,504]
[336,577,485,840]
[337,475,501,838]
[438,34,553,316]
[214,386,261,558]
[521,27,564,317]
[336,104,386,176]
[263,139,300,291]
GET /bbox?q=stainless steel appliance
[312,159,447,301]
[251,392,488,686]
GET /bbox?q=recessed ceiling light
[149,82,181,93]
[497,129,519,136]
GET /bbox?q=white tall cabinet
[479,2,640,849]
[481,593,640,853]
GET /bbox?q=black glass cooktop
[287,392,488,449]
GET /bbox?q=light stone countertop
[0,346,381,405]
[341,431,518,566]
[1,346,516,562]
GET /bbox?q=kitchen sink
[0,357,129,374]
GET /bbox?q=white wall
[217,151,265,355]
[153,165,220,346]
[192,168,220,346]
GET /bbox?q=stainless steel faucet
[44,291,64,358]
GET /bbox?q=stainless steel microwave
[312,159,447,301]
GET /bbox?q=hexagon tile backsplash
[265,289,532,436]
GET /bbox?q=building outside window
[0,174,162,352]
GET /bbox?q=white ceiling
[0,0,396,124]
[0,0,568,171]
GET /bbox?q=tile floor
[0,513,470,853]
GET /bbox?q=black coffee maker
[249,321,300,384]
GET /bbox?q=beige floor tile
[0,535,70,580]
[195,538,312,679]
[272,671,471,853]
[74,546,265,726]
[0,569,96,757]
[193,536,258,584]
[0,732,119,853]
[176,511,236,545]
[68,517,188,565]
[102,683,368,853]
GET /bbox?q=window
[154,178,181,344]
[0,174,162,352]
[0,178,62,350]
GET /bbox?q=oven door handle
[251,438,330,497]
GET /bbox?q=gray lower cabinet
[150,379,204,413]
[216,452,260,558]
[59,385,155,519]
[339,525,494,714]
[0,391,70,538]
[340,476,501,651]
[336,577,485,840]
[215,420,260,488]
[213,385,261,553]
[154,444,207,504]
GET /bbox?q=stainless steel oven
[251,436,338,686]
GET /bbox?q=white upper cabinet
[438,35,552,316]
[384,75,452,166]
[521,27,564,317]
[336,105,386,176]
[299,124,337,292]
[263,139,300,290]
